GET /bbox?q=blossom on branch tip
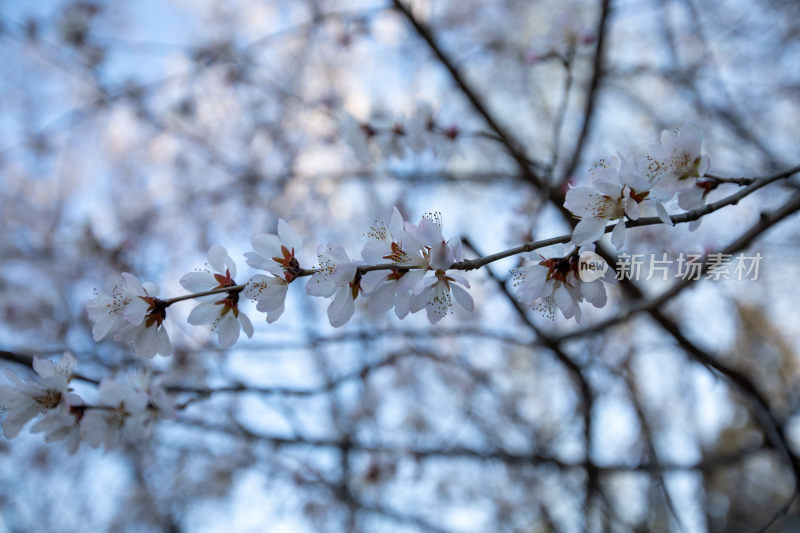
[87,273,171,357]
[181,245,253,348]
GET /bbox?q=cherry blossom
[87,273,151,340]
[644,121,711,195]
[181,245,254,348]
[565,155,671,249]
[306,243,361,327]
[82,378,150,451]
[243,275,289,324]
[410,269,474,324]
[87,273,172,358]
[360,207,429,318]
[511,246,614,322]
[245,219,304,282]
[405,211,463,270]
[0,352,83,439]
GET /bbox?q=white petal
[451,284,474,311]
[565,187,607,216]
[187,303,220,325]
[430,242,455,270]
[678,187,705,211]
[394,291,411,319]
[134,326,159,359]
[580,279,607,308]
[572,216,607,245]
[217,315,240,348]
[416,217,443,247]
[624,198,640,220]
[554,284,577,318]
[389,207,405,237]
[121,272,145,296]
[266,304,285,324]
[328,287,355,327]
[180,271,216,292]
[368,283,396,316]
[332,263,358,286]
[413,274,438,295]
[655,201,674,226]
[410,285,434,313]
[207,245,229,273]
[238,312,254,338]
[33,356,55,379]
[156,325,172,356]
[250,233,283,262]
[277,219,302,251]
[306,272,337,298]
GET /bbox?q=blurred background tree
[1,0,799,531]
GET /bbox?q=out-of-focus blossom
[0,352,83,439]
[82,378,149,451]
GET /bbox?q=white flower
[180,245,254,348]
[405,211,463,270]
[87,273,152,341]
[87,273,172,358]
[82,378,149,451]
[511,246,614,322]
[645,121,711,195]
[243,275,289,324]
[245,219,303,281]
[306,243,361,327]
[565,155,671,249]
[242,219,303,324]
[410,269,474,324]
[0,352,83,439]
[360,207,429,319]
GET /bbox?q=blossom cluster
[564,121,711,250]
[512,122,712,321]
[245,208,472,327]
[341,102,460,161]
[83,209,473,357]
[0,352,173,454]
